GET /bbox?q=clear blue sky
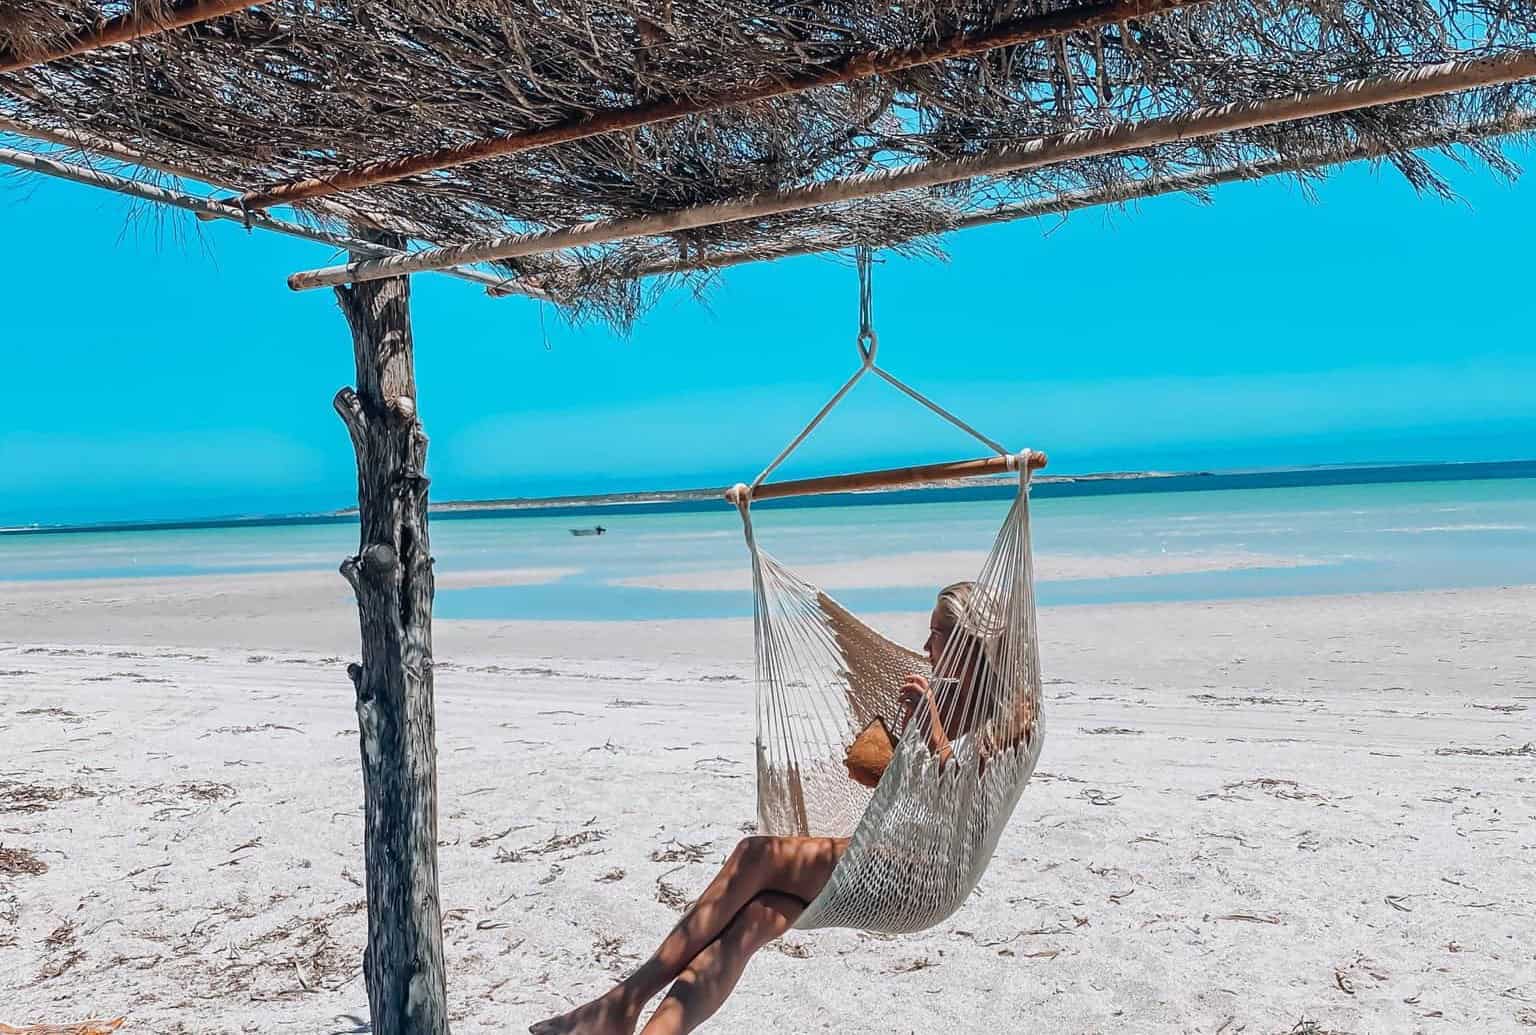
[3,146,1534,526]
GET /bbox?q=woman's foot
[528,991,641,1035]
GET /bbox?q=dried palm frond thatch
[2,0,1534,324]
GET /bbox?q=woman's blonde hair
[934,581,1022,740]
[933,580,1005,692]
[933,581,977,637]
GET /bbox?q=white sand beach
[2,572,1534,1033]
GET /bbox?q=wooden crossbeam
[287,48,1536,291]
[0,0,271,75]
[597,111,1536,285]
[0,113,464,249]
[237,0,1206,211]
[0,143,546,299]
[0,114,538,297]
[0,112,222,183]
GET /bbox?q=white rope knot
[857,329,878,367]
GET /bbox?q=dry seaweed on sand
[174,781,237,801]
[197,723,301,738]
[654,867,693,912]
[42,921,76,949]
[1434,742,1535,757]
[1217,777,1330,801]
[592,934,639,972]
[650,838,712,863]
[0,781,93,814]
[522,829,608,857]
[0,843,48,876]
[1281,1020,1355,1035]
[181,898,369,999]
[36,949,86,981]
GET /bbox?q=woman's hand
[898,673,933,729]
[898,673,954,766]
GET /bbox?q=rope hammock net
[727,251,1045,933]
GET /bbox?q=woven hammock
[722,249,1045,932]
[730,458,1043,932]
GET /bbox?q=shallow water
[4,476,1534,621]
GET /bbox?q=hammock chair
[725,250,1047,934]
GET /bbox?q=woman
[532,581,1007,1035]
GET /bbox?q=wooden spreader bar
[728,452,1048,504]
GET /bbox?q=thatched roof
[3,0,1534,324]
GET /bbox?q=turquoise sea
[3,467,1535,621]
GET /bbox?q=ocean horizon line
[4,457,1534,539]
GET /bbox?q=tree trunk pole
[332,237,451,1035]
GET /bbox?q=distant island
[414,458,1536,520]
[5,459,1533,537]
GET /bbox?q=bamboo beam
[0,144,377,248]
[288,48,1536,292]
[0,0,271,75]
[604,111,1536,285]
[0,113,481,257]
[0,112,424,240]
[728,453,1049,503]
[238,0,1207,211]
[0,112,222,183]
[0,143,547,299]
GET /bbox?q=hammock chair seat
[734,455,1044,934]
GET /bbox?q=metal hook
[854,245,876,365]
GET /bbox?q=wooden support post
[332,232,451,1035]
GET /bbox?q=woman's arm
[899,675,954,766]
[979,693,1038,772]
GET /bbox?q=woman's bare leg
[529,836,844,1035]
[638,891,803,1035]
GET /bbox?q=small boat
[569,525,607,537]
